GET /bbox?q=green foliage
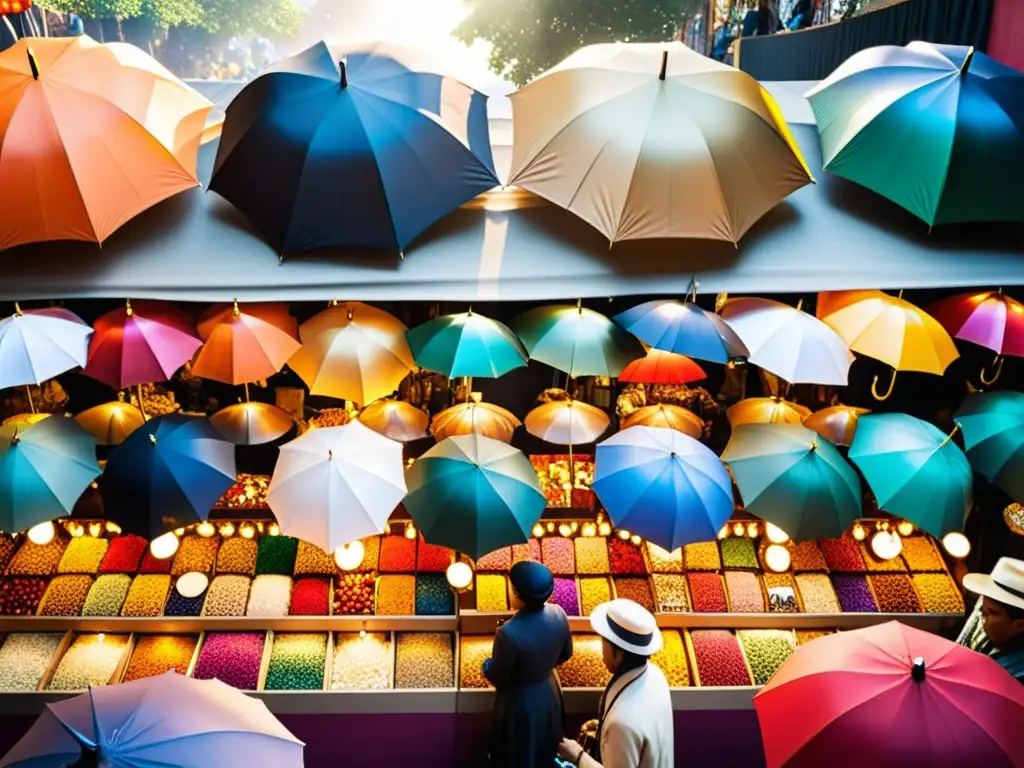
[46,0,142,19]
[455,0,705,85]
[142,0,203,27]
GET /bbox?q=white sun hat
[590,598,663,657]
[963,557,1024,612]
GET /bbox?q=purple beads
[193,632,265,689]
[832,575,878,613]
[550,577,579,616]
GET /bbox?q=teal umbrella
[0,417,100,532]
[405,310,527,378]
[403,434,546,559]
[954,391,1024,502]
[722,423,861,542]
[849,413,972,538]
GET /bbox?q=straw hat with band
[964,557,1024,612]
[590,598,663,656]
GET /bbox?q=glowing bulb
[174,528,185,536]
[446,561,473,590]
[359,630,367,638]
[27,521,55,546]
[98,633,105,644]
[871,530,903,561]
[733,522,745,537]
[268,523,280,536]
[570,522,579,532]
[765,523,789,545]
[598,523,611,537]
[558,523,572,537]
[897,521,915,537]
[89,522,102,538]
[405,524,417,540]
[546,523,555,533]
[618,529,631,540]
[149,531,179,560]
[383,523,392,536]
[219,522,235,537]
[239,523,256,539]
[105,522,121,534]
[581,523,597,537]
[630,535,642,546]
[532,524,545,538]
[851,524,867,542]
[334,541,366,571]
[68,523,84,538]
[764,544,791,573]
[717,526,728,540]
[196,522,216,538]
[942,532,971,559]
[746,522,759,538]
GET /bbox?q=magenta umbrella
[929,290,1024,385]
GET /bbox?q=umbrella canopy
[209,41,498,255]
[613,299,748,364]
[0,37,212,249]
[849,413,972,538]
[755,621,1024,768]
[431,402,521,443]
[592,426,734,552]
[721,297,853,385]
[193,301,300,385]
[75,396,146,446]
[728,397,811,428]
[525,400,611,445]
[406,310,527,378]
[358,400,429,443]
[803,404,870,448]
[404,434,546,559]
[722,423,862,541]
[930,290,1024,384]
[618,348,706,385]
[806,42,1024,227]
[508,41,812,244]
[621,404,703,439]
[0,417,100,532]
[512,302,644,377]
[0,671,304,768]
[267,419,406,552]
[101,414,237,538]
[82,300,201,390]
[955,390,1024,502]
[0,305,91,389]
[210,402,294,446]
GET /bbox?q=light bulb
[630,535,642,546]
[105,522,121,534]
[149,531,179,560]
[733,522,745,537]
[27,521,55,546]
[764,544,791,573]
[897,521,915,537]
[618,529,631,540]
[68,523,84,538]
[98,633,105,644]
[383,523,392,536]
[268,523,280,536]
[334,541,366,571]
[359,630,367,638]
[765,523,789,545]
[871,530,903,561]
[174,528,185,536]
[446,561,473,590]
[942,532,971,559]
[570,522,579,532]
[239,523,256,539]
[89,522,102,538]
[598,522,611,537]
[405,524,417,540]
[532,524,545,538]
[219,522,235,538]
[851,523,867,542]
[717,526,728,540]
[546,522,555,533]
[746,522,759,538]
[581,523,597,537]
[196,522,216,538]
[558,523,571,537]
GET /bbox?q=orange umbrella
[804,404,870,447]
[622,403,703,439]
[0,37,212,249]
[727,397,810,428]
[192,301,300,385]
[618,348,706,385]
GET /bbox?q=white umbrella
[721,297,854,385]
[267,418,407,552]
[525,400,610,445]
[0,305,92,392]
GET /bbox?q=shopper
[482,560,573,768]
[959,557,1024,683]
[557,599,673,768]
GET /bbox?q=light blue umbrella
[592,425,734,552]
[613,299,748,364]
[406,310,527,378]
[954,390,1024,502]
[849,413,972,538]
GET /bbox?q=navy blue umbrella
[101,414,236,539]
[210,41,499,255]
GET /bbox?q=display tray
[0,616,458,633]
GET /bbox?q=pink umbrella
[929,290,1024,384]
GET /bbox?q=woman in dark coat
[483,561,574,768]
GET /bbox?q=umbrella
[101,414,236,538]
[0,671,303,768]
[508,42,812,244]
[955,390,1024,502]
[721,297,853,385]
[727,397,811,428]
[618,348,706,385]
[0,37,213,249]
[193,301,300,386]
[621,404,703,439]
[267,419,406,552]
[929,290,1024,385]
[592,425,734,552]
[755,621,1024,768]
[3,414,50,427]
[210,402,294,446]
[817,290,958,400]
[806,43,1024,228]
[406,310,527,378]
[75,395,146,446]
[722,423,862,541]
[289,302,414,407]
[0,417,100,533]
[803,404,870,448]
[358,400,429,443]
[403,434,546,559]
[431,402,520,443]
[849,413,972,538]
[209,40,498,255]
[512,302,644,377]
[525,400,611,445]
[0,305,92,407]
[613,299,748,364]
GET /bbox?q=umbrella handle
[980,355,1004,387]
[871,369,897,401]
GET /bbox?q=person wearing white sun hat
[958,556,1024,684]
[557,599,673,768]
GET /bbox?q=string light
[733,522,745,537]
[239,523,256,539]
[268,523,280,536]
[598,522,612,537]
[149,531,179,560]
[27,521,55,546]
[105,522,121,534]
[871,530,903,561]
[746,522,759,538]
[717,526,728,540]
[219,522,235,538]
[405,524,417,540]
[88,522,102,538]
[897,521,915,537]
[618,529,631,540]
[558,523,572,537]
[942,532,971,559]
[446,561,473,590]
[851,523,867,542]
[630,535,642,546]
[546,522,555,533]
[383,523,392,536]
[196,522,216,538]
[532,524,545,538]
[581,523,597,537]
[334,541,365,571]
[765,523,789,545]
[764,544,791,573]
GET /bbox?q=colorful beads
[360,536,382,571]
[688,572,727,613]
[869,574,921,613]
[795,629,834,645]
[164,582,206,616]
[788,540,828,572]
[574,538,610,575]
[579,577,612,616]
[820,538,865,572]
[762,573,801,613]
[720,537,758,570]
[737,629,795,686]
[378,535,416,573]
[652,574,690,612]
[475,574,508,612]
[264,633,327,691]
[651,630,689,687]
[511,540,541,565]
[171,536,220,576]
[394,633,454,689]
[193,632,265,690]
[689,630,751,687]
[913,573,965,613]
[202,575,251,617]
[608,538,647,575]
[832,575,878,612]
[416,539,454,573]
[122,574,172,617]
[47,634,129,691]
[901,537,945,572]
[646,543,683,573]
[38,575,93,616]
[246,574,293,617]
[293,541,336,576]
[81,574,132,617]
[861,543,907,573]
[0,577,46,615]
[458,635,492,689]
[476,547,512,572]
[684,541,721,571]
[724,571,765,613]
[557,635,611,688]
[334,572,375,615]
[122,635,198,682]
[7,537,67,575]
[137,548,172,574]
[215,537,258,575]
[550,577,579,616]
[613,577,655,612]
[331,632,392,690]
[541,538,575,575]
[98,535,147,573]
[377,574,416,615]
[415,574,454,616]
[291,577,330,616]
[794,573,841,613]
[57,537,108,574]
[0,633,63,691]
[255,536,298,576]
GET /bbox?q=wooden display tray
[0,616,459,633]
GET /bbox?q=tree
[455,0,705,86]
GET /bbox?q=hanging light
[598,522,612,536]
[546,522,556,533]
[268,523,281,536]
[897,521,915,537]
[558,523,572,537]
[717,526,729,540]
[27,521,55,546]
[942,532,971,559]
[219,522,235,538]
[149,531,180,560]
[618,529,631,540]
[765,523,789,545]
[68,522,85,538]
[871,530,903,561]
[405,524,417,540]
[239,523,256,539]
[334,540,366,571]
[196,521,216,538]
[746,522,759,538]
[383,523,392,536]
[851,523,867,542]
[104,522,121,534]
[733,522,745,537]
[570,522,579,532]
[764,544,791,573]
[581,523,597,537]
[532,523,545,538]
[446,561,474,591]
[88,522,102,538]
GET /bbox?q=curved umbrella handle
[980,355,1004,387]
[871,368,897,401]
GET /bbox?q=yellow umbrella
[622,403,703,439]
[359,400,428,443]
[432,402,521,444]
[210,401,294,445]
[817,290,959,400]
[3,413,51,427]
[727,397,811,428]
[289,302,414,407]
[74,396,145,446]
[804,405,870,448]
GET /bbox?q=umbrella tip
[911,656,926,682]
[125,298,133,317]
[658,49,668,81]
[13,302,21,317]
[149,433,157,445]
[340,59,348,89]
[960,47,974,76]
[27,47,39,80]
[232,299,240,317]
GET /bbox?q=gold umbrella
[727,397,811,428]
[622,403,703,439]
[431,402,521,444]
[210,401,294,445]
[3,413,51,427]
[74,395,145,446]
[804,405,871,448]
[525,400,610,445]
[358,400,429,443]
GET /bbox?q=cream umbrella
[622,403,703,439]
[526,399,610,484]
[431,402,521,444]
[359,400,429,443]
[508,41,813,244]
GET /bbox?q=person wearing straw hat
[959,557,1024,683]
[557,599,673,768]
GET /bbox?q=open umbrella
[806,43,1024,228]
[404,434,546,559]
[618,348,706,385]
[721,297,853,385]
[289,302,413,407]
[267,419,406,552]
[593,426,733,552]
[209,40,498,255]
[193,301,300,386]
[525,400,610,445]
[101,414,236,538]
[210,402,294,446]
[0,37,212,249]
[803,404,870,448]
[508,41,812,244]
[755,621,1024,768]
[613,299,748,364]
[358,400,428,443]
[621,404,703,439]
[0,305,92,409]
[849,413,972,538]
[955,390,1024,502]
[0,671,304,768]
[75,395,146,446]
[728,397,811,428]
[0,417,100,533]
[722,423,861,541]
[431,401,520,443]
[929,290,1024,385]
[406,310,526,378]
[817,290,958,400]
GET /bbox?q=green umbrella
[954,391,1024,502]
[722,423,861,542]
[403,434,546,560]
[849,413,972,538]
[511,301,644,377]
[405,310,527,378]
